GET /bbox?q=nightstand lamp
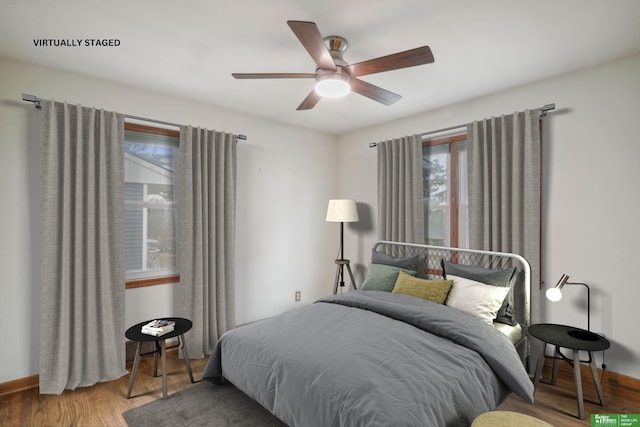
[534,274,610,419]
[546,273,591,332]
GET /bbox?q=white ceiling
[2,0,640,134]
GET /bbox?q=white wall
[337,53,640,380]
[0,56,338,383]
[3,52,639,384]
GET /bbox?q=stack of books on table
[141,319,175,336]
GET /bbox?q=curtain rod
[368,103,555,148]
[21,93,248,141]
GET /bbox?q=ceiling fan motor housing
[324,36,348,53]
[314,36,351,97]
[324,36,349,68]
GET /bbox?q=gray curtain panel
[467,109,541,329]
[40,100,127,394]
[376,135,425,244]
[177,126,237,358]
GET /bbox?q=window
[124,123,179,288]
[423,134,468,248]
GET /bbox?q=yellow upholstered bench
[472,411,553,427]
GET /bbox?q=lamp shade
[546,287,563,302]
[326,199,359,223]
[546,273,570,302]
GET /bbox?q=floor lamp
[326,199,359,294]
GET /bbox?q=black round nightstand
[125,317,195,399]
[529,323,610,419]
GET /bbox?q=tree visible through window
[423,134,468,248]
[124,123,179,288]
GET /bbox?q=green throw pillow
[392,271,453,304]
[361,263,416,292]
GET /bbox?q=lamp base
[333,259,357,295]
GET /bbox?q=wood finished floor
[1,351,639,426]
[497,363,640,427]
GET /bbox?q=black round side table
[125,317,195,399]
[529,323,610,419]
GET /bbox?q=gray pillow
[441,259,519,325]
[371,250,421,275]
[361,263,417,292]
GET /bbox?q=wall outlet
[295,291,301,302]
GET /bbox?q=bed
[203,241,534,426]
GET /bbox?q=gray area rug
[122,381,287,427]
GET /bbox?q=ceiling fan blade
[344,46,434,77]
[296,90,322,110]
[232,73,316,79]
[350,78,401,106]
[287,21,336,71]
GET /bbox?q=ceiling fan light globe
[315,74,351,97]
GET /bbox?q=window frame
[423,133,467,248]
[124,122,180,290]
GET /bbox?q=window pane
[124,183,144,272]
[146,204,176,270]
[423,144,450,246]
[425,207,447,246]
[423,136,469,248]
[457,142,469,248]
[124,129,177,280]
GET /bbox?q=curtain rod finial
[22,93,42,108]
[539,103,555,117]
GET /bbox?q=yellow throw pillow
[392,271,453,304]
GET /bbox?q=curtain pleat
[177,126,236,358]
[376,135,424,244]
[467,109,541,327]
[40,100,126,394]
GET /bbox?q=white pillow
[445,274,510,324]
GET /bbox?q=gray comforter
[203,291,534,427]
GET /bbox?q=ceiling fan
[232,20,435,110]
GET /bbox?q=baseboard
[3,350,637,398]
[1,340,181,397]
[125,339,156,364]
[542,357,640,393]
[125,338,180,365]
[0,374,39,397]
